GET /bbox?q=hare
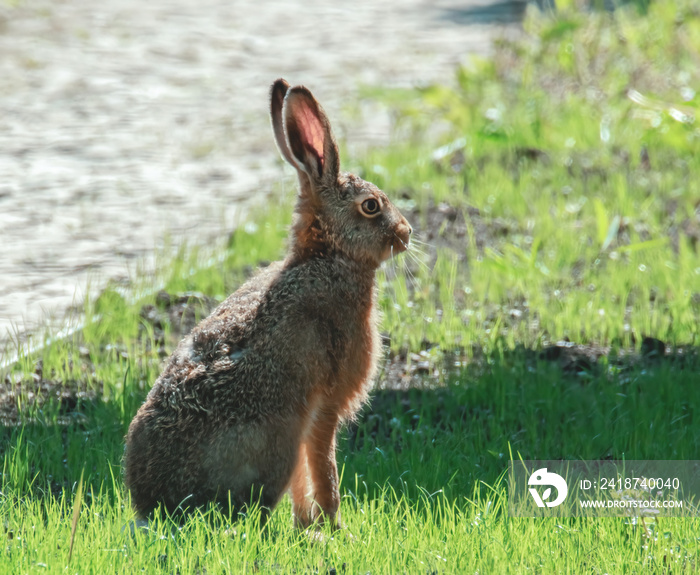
[124,79,411,529]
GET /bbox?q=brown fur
[124,79,411,528]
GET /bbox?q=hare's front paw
[310,503,342,531]
[292,507,314,530]
[293,505,343,531]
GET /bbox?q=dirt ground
[0,0,531,360]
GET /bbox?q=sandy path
[0,0,529,357]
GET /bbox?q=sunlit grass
[2,454,699,573]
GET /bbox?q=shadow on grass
[3,343,698,514]
[340,341,700,503]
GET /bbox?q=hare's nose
[403,217,413,237]
[395,222,411,250]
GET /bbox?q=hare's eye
[360,198,381,218]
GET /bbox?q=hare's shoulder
[208,261,286,326]
[146,261,285,401]
[157,262,284,370]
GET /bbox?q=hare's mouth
[382,229,410,261]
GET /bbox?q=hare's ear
[283,86,340,186]
[270,79,298,167]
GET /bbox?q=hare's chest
[328,304,380,417]
[343,307,379,378]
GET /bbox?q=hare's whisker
[408,240,429,253]
[403,236,429,255]
[407,244,430,260]
[390,245,394,274]
[402,256,421,293]
[404,248,430,276]
[407,234,433,248]
[407,247,429,266]
[389,244,402,308]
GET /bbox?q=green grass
[3,1,700,572]
[3,359,700,572]
[4,480,698,573]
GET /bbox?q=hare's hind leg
[204,420,302,518]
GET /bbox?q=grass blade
[68,468,85,565]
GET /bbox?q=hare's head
[270,79,411,268]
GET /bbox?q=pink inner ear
[297,100,325,169]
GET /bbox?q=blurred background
[0,0,534,355]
